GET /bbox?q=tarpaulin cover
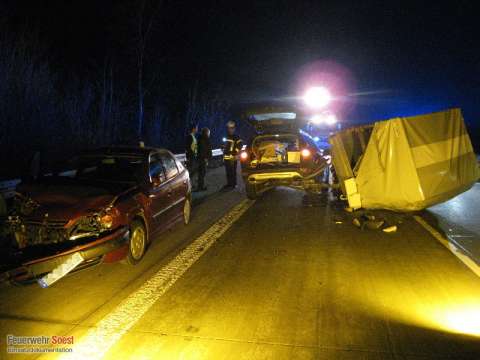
[329,108,479,211]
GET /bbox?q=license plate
[37,252,84,288]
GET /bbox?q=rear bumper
[3,226,129,283]
[246,171,303,184]
[242,166,331,193]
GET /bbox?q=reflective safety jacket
[223,134,243,161]
[185,133,198,160]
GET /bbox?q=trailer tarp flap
[330,108,479,211]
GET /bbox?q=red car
[2,146,191,285]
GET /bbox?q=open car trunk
[251,134,301,168]
[329,108,479,211]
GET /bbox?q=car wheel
[183,197,191,225]
[245,183,257,200]
[125,220,147,265]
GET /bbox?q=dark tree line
[0,2,233,179]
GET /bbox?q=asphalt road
[428,183,480,263]
[1,168,480,359]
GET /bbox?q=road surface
[0,168,479,359]
[428,183,480,265]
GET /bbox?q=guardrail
[0,179,21,200]
[0,148,224,200]
[173,148,223,163]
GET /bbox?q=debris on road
[352,218,361,228]
[352,215,384,230]
[383,225,398,233]
[365,219,385,230]
[345,208,405,233]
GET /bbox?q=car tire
[125,220,147,265]
[183,197,191,225]
[245,183,257,200]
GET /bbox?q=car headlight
[69,207,118,241]
[99,213,114,229]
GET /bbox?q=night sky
[3,0,479,125]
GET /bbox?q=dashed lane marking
[58,199,255,360]
[414,215,480,278]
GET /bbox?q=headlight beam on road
[59,199,255,360]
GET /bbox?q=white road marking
[414,215,480,278]
[59,199,255,360]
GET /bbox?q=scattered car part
[383,225,398,233]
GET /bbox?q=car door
[159,152,186,220]
[147,152,174,231]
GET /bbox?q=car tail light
[301,148,311,158]
[240,151,248,161]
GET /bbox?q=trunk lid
[243,106,300,134]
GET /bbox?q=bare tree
[185,82,230,144]
[135,0,162,140]
[185,80,200,128]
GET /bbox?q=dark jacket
[197,134,212,161]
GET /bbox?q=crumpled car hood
[17,182,127,221]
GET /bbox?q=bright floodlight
[311,114,322,124]
[325,114,337,125]
[304,86,331,109]
[310,113,337,125]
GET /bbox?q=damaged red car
[1,147,191,286]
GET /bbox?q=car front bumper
[3,226,130,284]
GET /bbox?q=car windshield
[68,155,145,183]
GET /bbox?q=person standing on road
[222,121,243,189]
[185,123,198,175]
[195,127,212,191]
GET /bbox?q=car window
[74,155,145,183]
[161,153,179,180]
[149,153,166,183]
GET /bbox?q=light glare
[301,148,311,158]
[311,113,337,125]
[304,86,331,108]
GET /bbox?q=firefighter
[222,121,243,189]
[185,123,198,175]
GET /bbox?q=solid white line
[414,215,480,278]
[59,199,255,360]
